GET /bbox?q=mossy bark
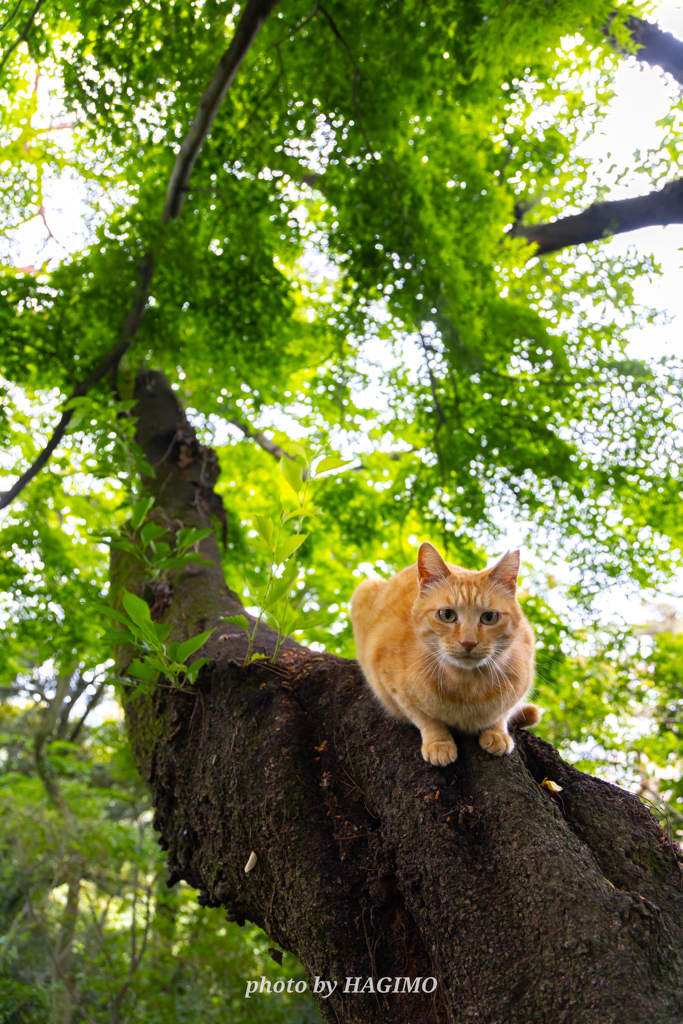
[119,371,683,1024]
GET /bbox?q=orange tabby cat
[350,542,539,766]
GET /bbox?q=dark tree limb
[612,15,683,87]
[162,0,281,223]
[510,177,683,256]
[118,370,683,1024]
[512,16,683,258]
[229,415,294,461]
[0,252,154,511]
[0,0,26,34]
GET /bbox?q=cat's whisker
[408,648,443,697]
[488,659,509,712]
[535,651,568,667]
[533,668,560,689]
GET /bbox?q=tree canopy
[3,1,683,1021]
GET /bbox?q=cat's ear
[488,550,520,595]
[417,542,450,591]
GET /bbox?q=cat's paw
[479,729,515,757]
[422,739,458,766]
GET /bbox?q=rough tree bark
[116,370,683,1024]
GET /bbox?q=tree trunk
[118,370,683,1024]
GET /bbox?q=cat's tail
[509,703,541,729]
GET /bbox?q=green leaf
[282,440,308,463]
[100,629,138,646]
[183,552,214,565]
[220,614,250,633]
[250,535,274,554]
[127,659,156,681]
[154,622,173,642]
[131,497,155,531]
[122,590,152,627]
[145,657,171,675]
[61,395,90,414]
[286,612,327,634]
[168,630,214,664]
[140,522,167,547]
[110,539,138,554]
[315,455,352,475]
[281,455,304,497]
[149,541,172,561]
[101,606,133,627]
[274,533,308,564]
[183,657,210,683]
[265,561,299,607]
[282,505,323,522]
[254,514,274,546]
[175,526,214,553]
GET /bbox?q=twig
[418,330,446,482]
[0,252,154,510]
[482,367,592,387]
[269,2,319,50]
[0,897,31,971]
[318,6,372,151]
[0,0,24,33]
[0,0,44,74]
[68,681,107,743]
[33,663,80,812]
[29,898,99,1024]
[229,416,294,461]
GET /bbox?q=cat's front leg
[390,690,458,765]
[479,716,515,757]
[421,728,459,767]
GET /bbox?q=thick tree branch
[612,15,683,87]
[510,177,683,256]
[162,0,281,223]
[509,16,683,258]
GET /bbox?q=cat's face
[411,543,522,671]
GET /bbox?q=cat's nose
[460,641,478,652]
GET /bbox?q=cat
[350,542,539,766]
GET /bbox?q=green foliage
[98,499,217,687]
[230,442,352,664]
[105,499,215,582]
[0,709,323,1024]
[103,590,213,688]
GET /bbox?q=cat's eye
[480,611,499,625]
[438,609,457,623]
